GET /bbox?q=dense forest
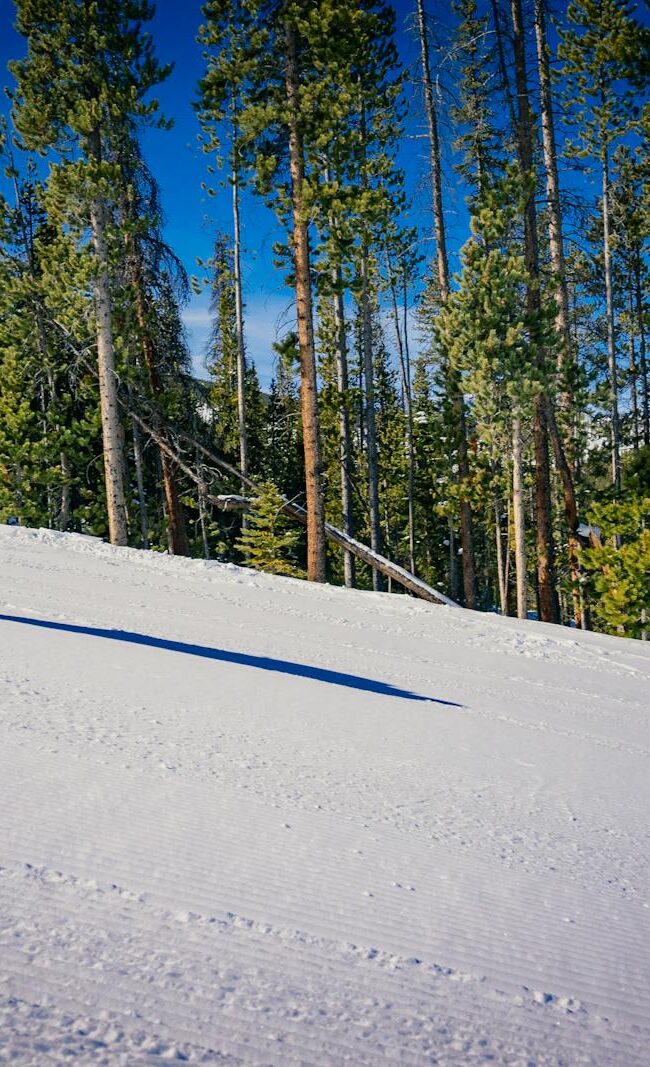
[0,0,649,637]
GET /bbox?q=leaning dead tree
[47,312,457,608]
[130,411,459,608]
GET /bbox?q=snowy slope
[1,526,649,1065]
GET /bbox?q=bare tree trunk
[512,415,527,619]
[402,274,417,576]
[533,0,571,385]
[416,0,477,608]
[231,116,249,493]
[360,253,384,590]
[545,400,582,626]
[509,0,559,624]
[132,283,189,555]
[629,283,640,449]
[59,451,72,532]
[333,276,356,587]
[387,252,416,573]
[133,413,459,606]
[131,416,149,549]
[87,151,128,547]
[532,0,585,626]
[635,248,650,447]
[119,179,189,556]
[416,0,449,304]
[494,494,508,615]
[285,20,326,582]
[602,140,622,492]
[197,453,211,561]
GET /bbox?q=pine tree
[581,496,650,639]
[559,0,650,491]
[416,0,477,608]
[436,170,557,618]
[10,0,171,545]
[236,480,304,577]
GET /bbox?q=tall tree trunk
[357,89,383,591]
[602,139,622,492]
[333,275,356,587]
[416,0,477,608]
[231,116,249,491]
[494,494,508,615]
[87,142,128,547]
[131,414,149,549]
[509,0,560,623]
[635,248,650,447]
[387,252,416,574]
[629,283,640,449]
[360,253,384,590]
[512,415,527,620]
[119,180,189,556]
[284,20,326,582]
[402,273,417,576]
[533,0,583,625]
[196,452,211,561]
[131,279,188,554]
[533,0,571,383]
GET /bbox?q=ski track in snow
[1,526,650,1065]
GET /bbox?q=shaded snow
[1,526,649,1064]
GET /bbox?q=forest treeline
[1,0,649,637]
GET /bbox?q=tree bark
[131,279,189,555]
[87,144,128,547]
[387,252,416,574]
[512,415,527,619]
[629,283,640,449]
[131,414,149,549]
[635,248,650,447]
[360,253,384,590]
[509,0,560,623]
[231,115,249,489]
[333,276,356,587]
[533,0,572,388]
[494,494,508,615]
[602,139,622,492]
[135,414,459,607]
[417,0,477,608]
[284,20,326,582]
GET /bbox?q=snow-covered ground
[1,526,649,1065]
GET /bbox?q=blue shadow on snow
[0,613,461,706]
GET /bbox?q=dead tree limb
[132,413,459,608]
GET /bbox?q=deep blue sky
[0,0,467,386]
[2,0,639,387]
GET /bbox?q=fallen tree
[131,412,459,608]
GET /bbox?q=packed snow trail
[1,527,649,1065]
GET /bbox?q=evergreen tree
[559,0,650,491]
[236,480,304,577]
[10,0,171,545]
[436,170,557,618]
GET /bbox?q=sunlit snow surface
[1,525,649,1065]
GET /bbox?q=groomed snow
[1,525,649,1065]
